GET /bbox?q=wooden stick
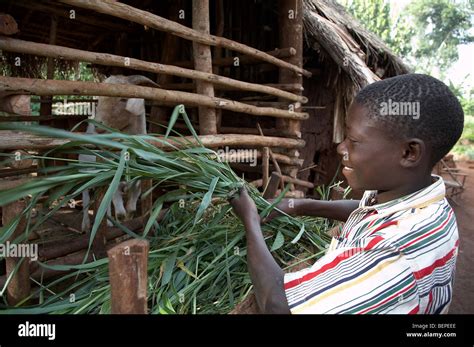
[0,37,306,103]
[140,179,153,218]
[0,166,38,178]
[159,82,304,93]
[0,76,308,120]
[257,123,285,190]
[263,172,281,199]
[253,173,314,189]
[220,126,297,138]
[92,187,108,258]
[5,149,34,170]
[278,0,305,183]
[108,239,149,314]
[149,0,182,134]
[174,47,297,68]
[59,0,311,77]
[2,200,31,305]
[39,15,58,119]
[262,147,270,189]
[0,94,31,115]
[0,14,18,35]
[0,114,88,122]
[193,0,217,135]
[37,216,147,261]
[0,131,305,151]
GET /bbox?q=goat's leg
[81,190,91,232]
[112,184,127,222]
[126,180,142,219]
[107,202,113,227]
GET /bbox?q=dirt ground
[448,161,474,314]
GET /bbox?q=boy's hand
[229,187,259,223]
[262,198,298,223]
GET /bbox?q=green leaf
[193,176,219,225]
[270,231,285,252]
[165,104,181,138]
[291,223,305,244]
[162,252,178,286]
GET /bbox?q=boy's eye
[348,137,358,143]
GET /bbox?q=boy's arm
[230,188,290,314]
[264,199,360,223]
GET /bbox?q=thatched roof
[303,0,409,84]
[302,0,410,141]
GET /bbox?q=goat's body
[80,75,156,232]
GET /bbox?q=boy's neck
[375,174,433,204]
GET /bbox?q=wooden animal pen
[0,0,409,312]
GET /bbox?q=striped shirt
[284,175,459,314]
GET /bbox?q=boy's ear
[400,138,425,168]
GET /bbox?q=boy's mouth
[342,163,354,172]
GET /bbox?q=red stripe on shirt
[413,243,458,280]
[369,220,398,236]
[400,210,453,250]
[284,237,385,290]
[409,305,419,314]
[358,280,417,314]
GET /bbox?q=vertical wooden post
[213,0,224,132]
[278,0,303,182]
[192,0,217,135]
[149,0,182,134]
[39,15,57,118]
[262,147,270,189]
[108,239,149,314]
[3,200,31,306]
[140,179,153,218]
[91,187,108,259]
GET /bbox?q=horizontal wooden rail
[0,37,306,103]
[0,131,306,151]
[0,77,308,120]
[59,0,311,77]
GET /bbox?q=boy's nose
[336,141,347,158]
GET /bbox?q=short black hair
[354,73,464,166]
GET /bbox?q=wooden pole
[278,0,304,184]
[262,147,270,189]
[0,37,306,103]
[0,131,306,151]
[149,1,182,134]
[0,94,31,115]
[39,15,57,119]
[193,0,217,135]
[174,47,296,68]
[0,76,308,120]
[59,0,311,77]
[0,14,19,35]
[108,239,149,314]
[263,172,282,199]
[2,200,31,305]
[92,187,108,258]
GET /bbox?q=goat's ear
[126,75,160,88]
[125,98,145,116]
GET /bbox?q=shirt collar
[359,175,446,214]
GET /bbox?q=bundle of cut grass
[0,106,332,314]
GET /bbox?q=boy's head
[337,73,464,194]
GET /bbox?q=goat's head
[94,75,159,133]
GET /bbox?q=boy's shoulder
[379,197,457,254]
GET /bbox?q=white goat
[80,75,158,232]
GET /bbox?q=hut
[0,0,409,312]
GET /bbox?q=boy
[230,74,464,314]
